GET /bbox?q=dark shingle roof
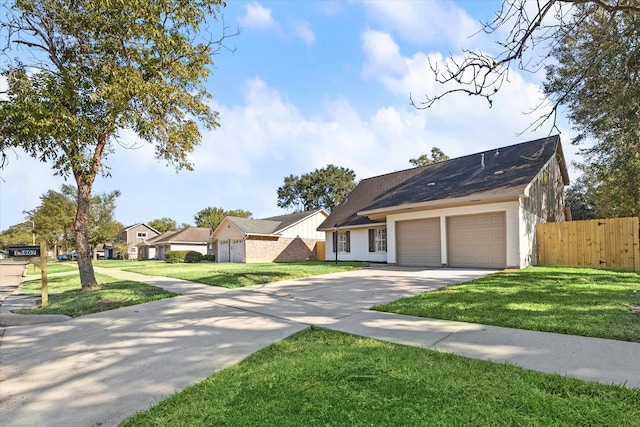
[318,136,567,230]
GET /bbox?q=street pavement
[1,264,639,427]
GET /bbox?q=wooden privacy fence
[536,217,640,272]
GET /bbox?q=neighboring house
[93,244,106,259]
[136,232,169,260]
[317,136,569,269]
[140,227,211,260]
[116,223,161,259]
[211,210,328,263]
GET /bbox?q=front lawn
[123,328,640,427]
[18,273,177,317]
[26,262,78,275]
[375,267,640,342]
[121,261,365,288]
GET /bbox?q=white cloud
[288,18,315,47]
[0,71,579,230]
[362,1,482,49]
[237,2,279,32]
[361,28,408,80]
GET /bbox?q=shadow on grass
[374,267,640,342]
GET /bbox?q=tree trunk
[75,179,98,289]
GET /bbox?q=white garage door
[218,240,230,262]
[231,239,244,263]
[448,213,506,268]
[396,218,441,267]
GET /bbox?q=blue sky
[0,0,580,230]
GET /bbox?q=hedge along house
[318,136,570,269]
[138,227,211,261]
[211,210,328,263]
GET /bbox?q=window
[137,232,147,238]
[368,228,387,252]
[333,231,350,253]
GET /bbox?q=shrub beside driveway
[375,266,640,342]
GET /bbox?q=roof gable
[122,223,161,234]
[319,136,567,230]
[213,210,328,237]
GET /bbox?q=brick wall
[245,235,320,262]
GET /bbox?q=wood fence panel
[536,217,640,272]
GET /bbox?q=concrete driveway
[0,266,491,427]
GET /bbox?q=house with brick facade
[211,210,328,263]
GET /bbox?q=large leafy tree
[277,165,357,213]
[0,0,233,288]
[31,185,77,254]
[545,6,640,217]
[0,222,34,248]
[24,184,121,256]
[87,189,122,257]
[194,207,252,229]
[148,217,178,233]
[564,175,598,220]
[409,147,449,167]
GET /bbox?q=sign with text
[8,246,41,257]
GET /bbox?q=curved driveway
[1,265,639,427]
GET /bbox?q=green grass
[93,259,160,268]
[121,261,366,288]
[375,266,640,342]
[17,273,177,317]
[25,262,78,275]
[122,328,640,427]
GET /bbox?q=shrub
[202,254,216,262]
[184,251,203,263]
[164,250,189,263]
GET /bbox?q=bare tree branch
[414,0,640,131]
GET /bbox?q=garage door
[448,213,506,268]
[231,239,244,263]
[396,218,441,267]
[218,240,230,262]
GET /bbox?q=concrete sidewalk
[1,265,639,427]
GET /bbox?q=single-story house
[317,136,569,269]
[211,209,328,263]
[138,227,211,260]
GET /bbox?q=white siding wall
[323,228,388,262]
[280,212,328,239]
